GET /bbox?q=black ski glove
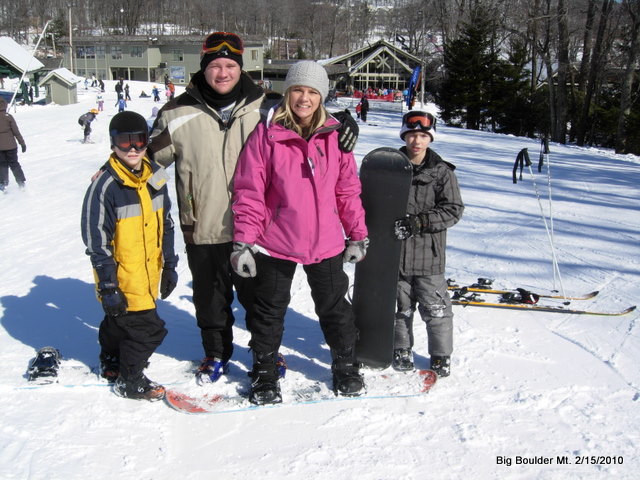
[99,287,128,317]
[21,144,26,153]
[334,109,359,153]
[394,214,427,240]
[160,268,178,299]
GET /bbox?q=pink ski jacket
[232,114,367,265]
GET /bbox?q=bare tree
[554,0,570,143]
[576,0,615,146]
[615,0,640,153]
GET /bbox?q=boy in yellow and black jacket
[81,111,178,401]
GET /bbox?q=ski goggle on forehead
[111,132,149,151]
[404,112,436,131]
[201,32,244,55]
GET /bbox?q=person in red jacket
[0,97,27,191]
[231,61,368,405]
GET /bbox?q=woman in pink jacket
[231,61,369,405]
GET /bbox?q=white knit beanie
[283,61,329,102]
[399,111,437,142]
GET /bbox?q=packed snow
[0,79,638,480]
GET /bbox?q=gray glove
[230,242,258,278]
[343,238,369,263]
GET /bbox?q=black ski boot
[27,347,61,383]
[331,348,365,396]
[113,372,165,401]
[99,353,120,383]
[249,352,282,405]
[392,348,414,372]
[430,356,451,377]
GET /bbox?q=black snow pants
[186,242,255,361]
[0,148,26,186]
[98,309,168,378]
[249,252,358,356]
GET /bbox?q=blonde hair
[272,87,327,139]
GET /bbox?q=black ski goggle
[111,132,149,151]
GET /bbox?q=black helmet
[109,111,149,151]
[109,111,148,136]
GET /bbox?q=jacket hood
[0,98,7,111]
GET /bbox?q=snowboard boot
[113,372,165,401]
[99,353,120,383]
[392,348,415,372]
[196,357,229,384]
[331,348,365,396]
[248,352,282,405]
[430,356,451,377]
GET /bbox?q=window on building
[111,46,123,60]
[251,49,258,61]
[96,46,106,59]
[131,46,144,58]
[77,46,96,59]
[172,49,183,61]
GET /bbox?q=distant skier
[359,96,369,122]
[78,108,99,143]
[146,106,159,132]
[392,111,464,377]
[81,111,179,401]
[96,93,104,111]
[115,97,127,112]
[0,97,27,191]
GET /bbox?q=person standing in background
[0,97,27,191]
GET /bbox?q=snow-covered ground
[1,79,638,480]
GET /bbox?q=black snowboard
[353,147,412,368]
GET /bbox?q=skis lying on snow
[449,279,635,316]
[451,297,635,316]
[447,278,599,301]
[165,369,438,415]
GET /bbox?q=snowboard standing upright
[353,148,412,368]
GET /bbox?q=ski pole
[525,149,568,302]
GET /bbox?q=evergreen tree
[490,40,535,137]
[438,8,496,130]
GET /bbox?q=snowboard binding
[27,347,61,383]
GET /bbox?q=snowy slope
[0,81,638,480]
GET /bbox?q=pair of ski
[448,279,636,316]
[164,369,438,415]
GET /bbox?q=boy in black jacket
[392,111,464,377]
